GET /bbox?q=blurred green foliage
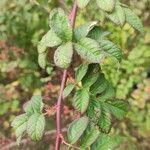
[0,0,150,149]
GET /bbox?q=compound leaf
[54,42,73,68]
[67,117,89,144]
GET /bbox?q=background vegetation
[0,0,150,149]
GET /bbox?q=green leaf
[11,114,28,144]
[37,42,47,55]
[82,64,100,88]
[86,97,101,122]
[74,38,103,63]
[81,124,100,148]
[46,66,53,75]
[97,0,115,12]
[74,21,97,40]
[37,29,62,54]
[27,113,45,141]
[49,8,72,41]
[15,122,27,144]
[63,83,75,98]
[100,40,123,62]
[106,2,125,26]
[88,26,110,42]
[77,0,90,8]
[67,116,89,144]
[23,95,44,115]
[107,100,129,120]
[54,42,73,68]
[38,52,47,69]
[90,73,108,94]
[11,114,28,129]
[98,82,115,101]
[75,64,89,82]
[91,134,122,150]
[98,103,111,133]
[73,88,90,114]
[124,7,144,33]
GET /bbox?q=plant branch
[55,1,78,150]
[55,69,67,150]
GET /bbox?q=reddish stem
[69,0,78,27]
[55,1,78,150]
[55,70,67,150]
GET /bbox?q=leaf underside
[54,42,73,68]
